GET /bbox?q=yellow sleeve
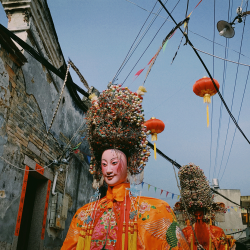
[61,204,90,250]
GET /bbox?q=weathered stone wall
[0,33,93,249]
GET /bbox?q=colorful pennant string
[139,182,180,200]
[132,0,203,82]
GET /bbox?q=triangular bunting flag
[166,191,169,197]
[141,182,144,189]
[234,207,238,212]
[160,189,163,195]
[163,39,168,52]
[172,193,174,199]
[148,184,151,191]
[134,68,145,79]
[154,187,157,193]
[148,54,157,65]
[177,195,180,200]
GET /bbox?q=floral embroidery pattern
[78,210,88,222]
[139,202,151,214]
[138,202,156,221]
[100,209,117,229]
[91,208,118,249]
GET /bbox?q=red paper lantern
[144,117,165,159]
[193,76,220,127]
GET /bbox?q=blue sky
[1,0,250,207]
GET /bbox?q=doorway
[16,172,47,250]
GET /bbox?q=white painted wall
[214,189,247,240]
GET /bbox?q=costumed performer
[174,163,235,250]
[61,84,189,250]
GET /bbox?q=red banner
[15,166,29,236]
[41,180,51,240]
[35,163,44,175]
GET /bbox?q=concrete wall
[214,189,247,240]
[0,1,94,248]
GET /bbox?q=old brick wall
[0,37,94,249]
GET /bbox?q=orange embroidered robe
[182,224,228,250]
[61,183,189,250]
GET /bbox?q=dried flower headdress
[176,163,212,213]
[174,163,226,218]
[86,84,151,183]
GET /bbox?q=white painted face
[101,149,128,186]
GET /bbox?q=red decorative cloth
[182,223,228,250]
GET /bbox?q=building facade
[0,0,94,249]
[213,189,247,240]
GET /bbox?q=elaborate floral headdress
[86,84,150,183]
[175,163,212,214]
[174,163,226,220]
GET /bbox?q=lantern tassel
[206,104,209,127]
[154,142,157,160]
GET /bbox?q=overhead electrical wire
[218,10,248,179]
[220,66,250,181]
[126,0,250,61]
[147,141,246,209]
[114,0,168,84]
[212,0,231,181]
[124,0,181,85]
[189,30,250,60]
[192,47,250,67]
[185,0,190,19]
[216,0,232,180]
[1,1,247,210]
[0,155,53,172]
[157,0,250,145]
[219,4,249,181]
[112,0,158,84]
[215,45,228,179]
[209,0,216,181]
[184,0,190,36]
